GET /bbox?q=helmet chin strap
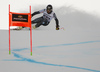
[47,11,52,14]
[47,10,52,14]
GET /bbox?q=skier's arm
[54,13,59,30]
[31,11,40,17]
[31,9,45,17]
[55,18,59,27]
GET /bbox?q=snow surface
[0,7,100,72]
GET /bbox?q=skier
[16,4,59,30]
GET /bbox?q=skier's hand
[56,27,59,30]
[56,25,59,30]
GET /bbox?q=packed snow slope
[0,6,100,72]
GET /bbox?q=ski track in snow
[12,40,100,51]
[3,40,100,72]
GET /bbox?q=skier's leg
[32,18,49,29]
[32,17,44,29]
[42,22,49,26]
[35,22,42,28]
[33,21,49,29]
[31,17,43,24]
[42,19,49,26]
[32,22,42,29]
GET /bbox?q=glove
[56,27,59,30]
[56,25,59,30]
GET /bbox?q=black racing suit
[31,9,59,28]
